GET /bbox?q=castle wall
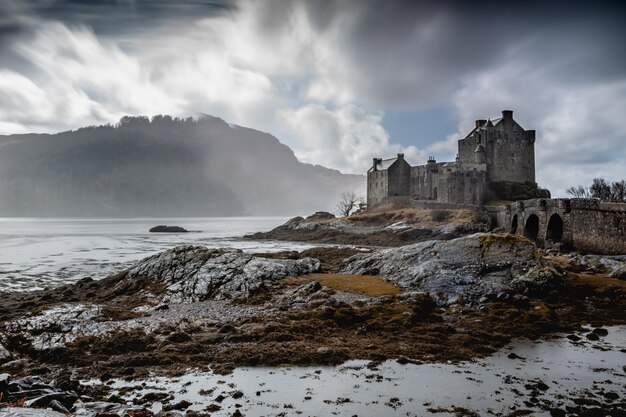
[488,119,535,183]
[387,158,412,197]
[410,162,444,200]
[458,113,535,185]
[437,171,487,206]
[366,110,536,208]
[458,136,479,164]
[367,169,388,207]
[484,204,511,230]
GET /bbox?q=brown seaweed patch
[284,273,403,297]
[568,272,626,291]
[479,233,532,250]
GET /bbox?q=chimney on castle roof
[397,153,404,159]
[475,119,487,128]
[502,110,513,120]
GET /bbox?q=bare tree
[336,191,357,217]
[567,178,626,202]
[611,180,626,201]
[590,178,612,201]
[566,185,591,198]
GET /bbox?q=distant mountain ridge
[0,115,364,217]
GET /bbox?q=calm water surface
[0,217,314,292]
[92,326,626,417]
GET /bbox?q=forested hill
[0,115,364,217]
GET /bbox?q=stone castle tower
[367,110,542,207]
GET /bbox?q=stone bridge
[486,198,626,254]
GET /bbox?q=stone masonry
[367,110,537,207]
[486,198,626,254]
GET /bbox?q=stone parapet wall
[488,198,626,255]
[569,200,626,254]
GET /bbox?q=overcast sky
[0,0,625,196]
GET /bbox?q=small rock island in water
[149,225,189,233]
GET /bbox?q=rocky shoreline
[1,214,625,416]
[245,208,491,247]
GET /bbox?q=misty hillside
[0,115,364,217]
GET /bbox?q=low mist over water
[0,116,363,217]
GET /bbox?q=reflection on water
[0,217,316,291]
[91,326,626,417]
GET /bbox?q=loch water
[0,217,314,292]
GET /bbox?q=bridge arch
[523,214,540,241]
[490,198,626,253]
[546,213,564,243]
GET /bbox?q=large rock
[341,233,562,303]
[0,343,11,363]
[72,400,146,417]
[5,247,320,350]
[0,374,148,417]
[1,372,10,396]
[126,245,320,301]
[5,304,103,350]
[583,254,626,279]
[0,408,67,417]
[8,376,50,391]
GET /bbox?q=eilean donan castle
[367,110,546,207]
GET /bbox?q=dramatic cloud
[432,31,626,196]
[282,104,426,172]
[0,0,624,193]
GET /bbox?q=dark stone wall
[410,162,444,200]
[387,158,412,197]
[438,171,487,206]
[488,198,626,255]
[367,112,539,209]
[458,115,535,185]
[486,119,535,184]
[458,136,476,163]
[569,200,626,254]
[367,169,388,207]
